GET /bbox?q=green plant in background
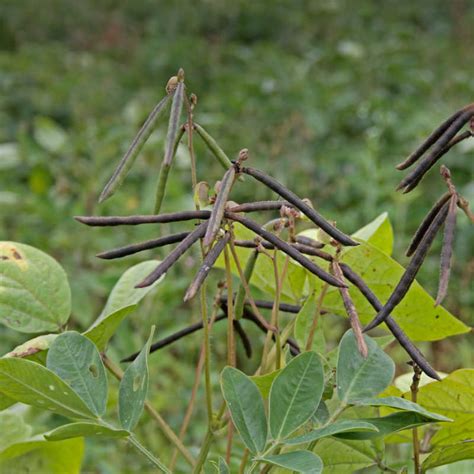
[0,67,472,474]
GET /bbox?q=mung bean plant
[0,70,472,473]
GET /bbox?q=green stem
[307,403,347,452]
[224,245,236,367]
[200,283,213,425]
[193,428,213,474]
[234,248,259,320]
[129,433,171,473]
[193,403,227,473]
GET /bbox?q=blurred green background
[0,0,473,472]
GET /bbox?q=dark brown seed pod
[225,211,346,288]
[295,235,324,249]
[233,320,252,358]
[406,192,451,257]
[121,312,252,361]
[75,210,211,227]
[203,166,237,249]
[398,130,473,193]
[228,200,292,213]
[184,233,230,302]
[121,313,227,361]
[435,194,458,306]
[364,201,450,332]
[219,295,307,315]
[233,239,332,261]
[136,221,208,288]
[332,261,368,357]
[396,108,465,170]
[97,231,190,260]
[396,108,474,193]
[237,304,300,356]
[241,166,358,247]
[339,263,439,380]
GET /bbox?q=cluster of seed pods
[77,71,472,381]
[365,105,473,333]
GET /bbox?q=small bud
[194,181,210,208]
[190,93,198,106]
[166,76,179,94]
[237,148,249,163]
[177,68,185,82]
[225,200,240,210]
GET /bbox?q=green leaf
[335,241,468,341]
[423,441,474,470]
[33,116,67,153]
[119,326,155,430]
[351,212,393,255]
[220,366,267,454]
[284,420,379,445]
[0,358,96,419]
[294,292,326,352]
[46,332,108,417]
[269,352,324,440]
[405,369,474,447]
[0,143,20,170]
[0,412,32,451]
[298,224,468,341]
[0,241,71,333]
[0,393,15,411]
[335,411,449,440]
[84,261,163,350]
[312,438,380,473]
[260,451,323,473]
[0,437,84,473]
[45,422,129,441]
[313,400,330,425]
[337,330,394,403]
[216,457,230,474]
[3,334,58,359]
[353,396,451,422]
[250,369,282,399]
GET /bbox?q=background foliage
[0,0,473,472]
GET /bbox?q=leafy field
[0,1,473,472]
